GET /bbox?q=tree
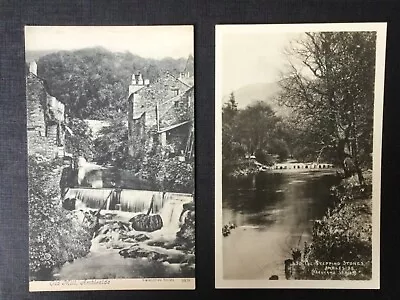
[37,47,186,119]
[277,32,376,184]
[222,92,242,162]
[93,117,129,165]
[65,118,95,160]
[235,101,279,155]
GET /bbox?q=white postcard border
[215,22,387,289]
[29,278,195,292]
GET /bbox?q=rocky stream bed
[51,201,195,280]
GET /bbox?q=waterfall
[64,188,192,218]
[119,190,163,213]
[65,188,114,209]
[159,194,192,233]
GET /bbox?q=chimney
[137,73,143,85]
[128,72,150,98]
[29,61,37,76]
[131,74,137,85]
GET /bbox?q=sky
[25,26,194,60]
[217,28,303,96]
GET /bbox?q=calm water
[222,170,339,280]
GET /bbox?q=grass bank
[285,170,373,280]
[223,158,265,178]
[29,154,93,281]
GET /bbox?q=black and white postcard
[215,23,386,289]
[26,25,195,291]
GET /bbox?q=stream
[222,169,340,280]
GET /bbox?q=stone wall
[26,73,65,160]
[128,112,147,157]
[127,71,194,158]
[135,71,191,118]
[159,87,194,129]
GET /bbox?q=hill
[28,47,187,119]
[222,82,291,117]
[25,49,63,62]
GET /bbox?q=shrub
[287,177,373,280]
[28,155,92,280]
[254,149,274,166]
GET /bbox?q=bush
[286,177,373,280]
[254,149,274,166]
[28,155,92,280]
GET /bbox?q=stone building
[26,61,68,160]
[127,55,194,160]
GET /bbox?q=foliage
[36,47,186,119]
[65,118,95,160]
[287,176,373,280]
[224,159,261,178]
[28,155,92,280]
[92,117,194,193]
[254,149,274,165]
[93,117,129,165]
[176,202,196,252]
[277,32,376,182]
[222,94,293,172]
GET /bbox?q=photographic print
[215,23,386,289]
[26,25,195,291]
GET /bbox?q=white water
[65,188,192,234]
[159,198,191,233]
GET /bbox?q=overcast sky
[25,26,194,59]
[217,29,302,96]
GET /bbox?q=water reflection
[222,170,339,279]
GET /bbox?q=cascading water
[159,197,191,233]
[56,188,195,280]
[64,188,193,230]
[65,188,114,209]
[119,190,163,213]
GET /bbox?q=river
[50,191,195,281]
[222,169,340,280]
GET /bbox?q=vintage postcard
[26,25,195,291]
[215,23,386,289]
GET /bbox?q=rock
[111,241,126,249]
[129,214,163,232]
[62,198,76,211]
[284,259,294,279]
[119,244,168,261]
[182,202,195,212]
[120,232,150,242]
[163,241,176,249]
[121,238,136,243]
[164,256,184,264]
[134,233,150,242]
[174,245,186,251]
[269,275,279,280]
[147,240,166,247]
[98,235,110,243]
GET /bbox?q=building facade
[127,55,194,160]
[26,61,68,160]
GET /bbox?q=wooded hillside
[30,47,186,119]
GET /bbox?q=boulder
[129,214,163,232]
[119,244,168,261]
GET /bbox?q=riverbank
[285,170,373,280]
[28,154,93,281]
[52,201,195,280]
[29,154,195,281]
[223,158,267,178]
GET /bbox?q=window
[172,88,179,96]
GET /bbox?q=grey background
[1,0,400,299]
